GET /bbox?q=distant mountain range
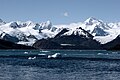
[0,17,120,50]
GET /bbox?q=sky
[0,0,120,24]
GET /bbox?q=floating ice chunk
[38,54,46,56]
[28,56,36,60]
[24,52,29,54]
[112,52,118,54]
[40,50,50,53]
[97,53,109,55]
[64,54,67,56]
[48,53,62,58]
[97,53,103,55]
[105,53,109,55]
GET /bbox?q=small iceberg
[48,53,62,58]
[24,52,29,54]
[40,50,50,53]
[38,54,46,56]
[38,54,48,58]
[97,53,103,55]
[97,53,109,55]
[28,56,36,60]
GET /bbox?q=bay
[0,50,120,80]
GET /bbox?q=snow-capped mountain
[55,17,120,44]
[83,17,110,36]
[0,17,120,46]
[33,27,101,50]
[59,27,93,39]
[0,19,62,46]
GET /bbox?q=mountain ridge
[0,17,120,50]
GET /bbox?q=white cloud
[63,12,69,17]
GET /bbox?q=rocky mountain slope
[33,27,101,49]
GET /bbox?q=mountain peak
[86,17,99,21]
[46,20,52,26]
[9,22,19,28]
[84,17,102,25]
[39,20,52,30]
[46,20,51,24]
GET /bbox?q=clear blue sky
[0,0,120,24]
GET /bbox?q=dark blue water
[0,50,120,80]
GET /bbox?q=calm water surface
[0,50,120,80]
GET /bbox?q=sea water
[0,50,120,80]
